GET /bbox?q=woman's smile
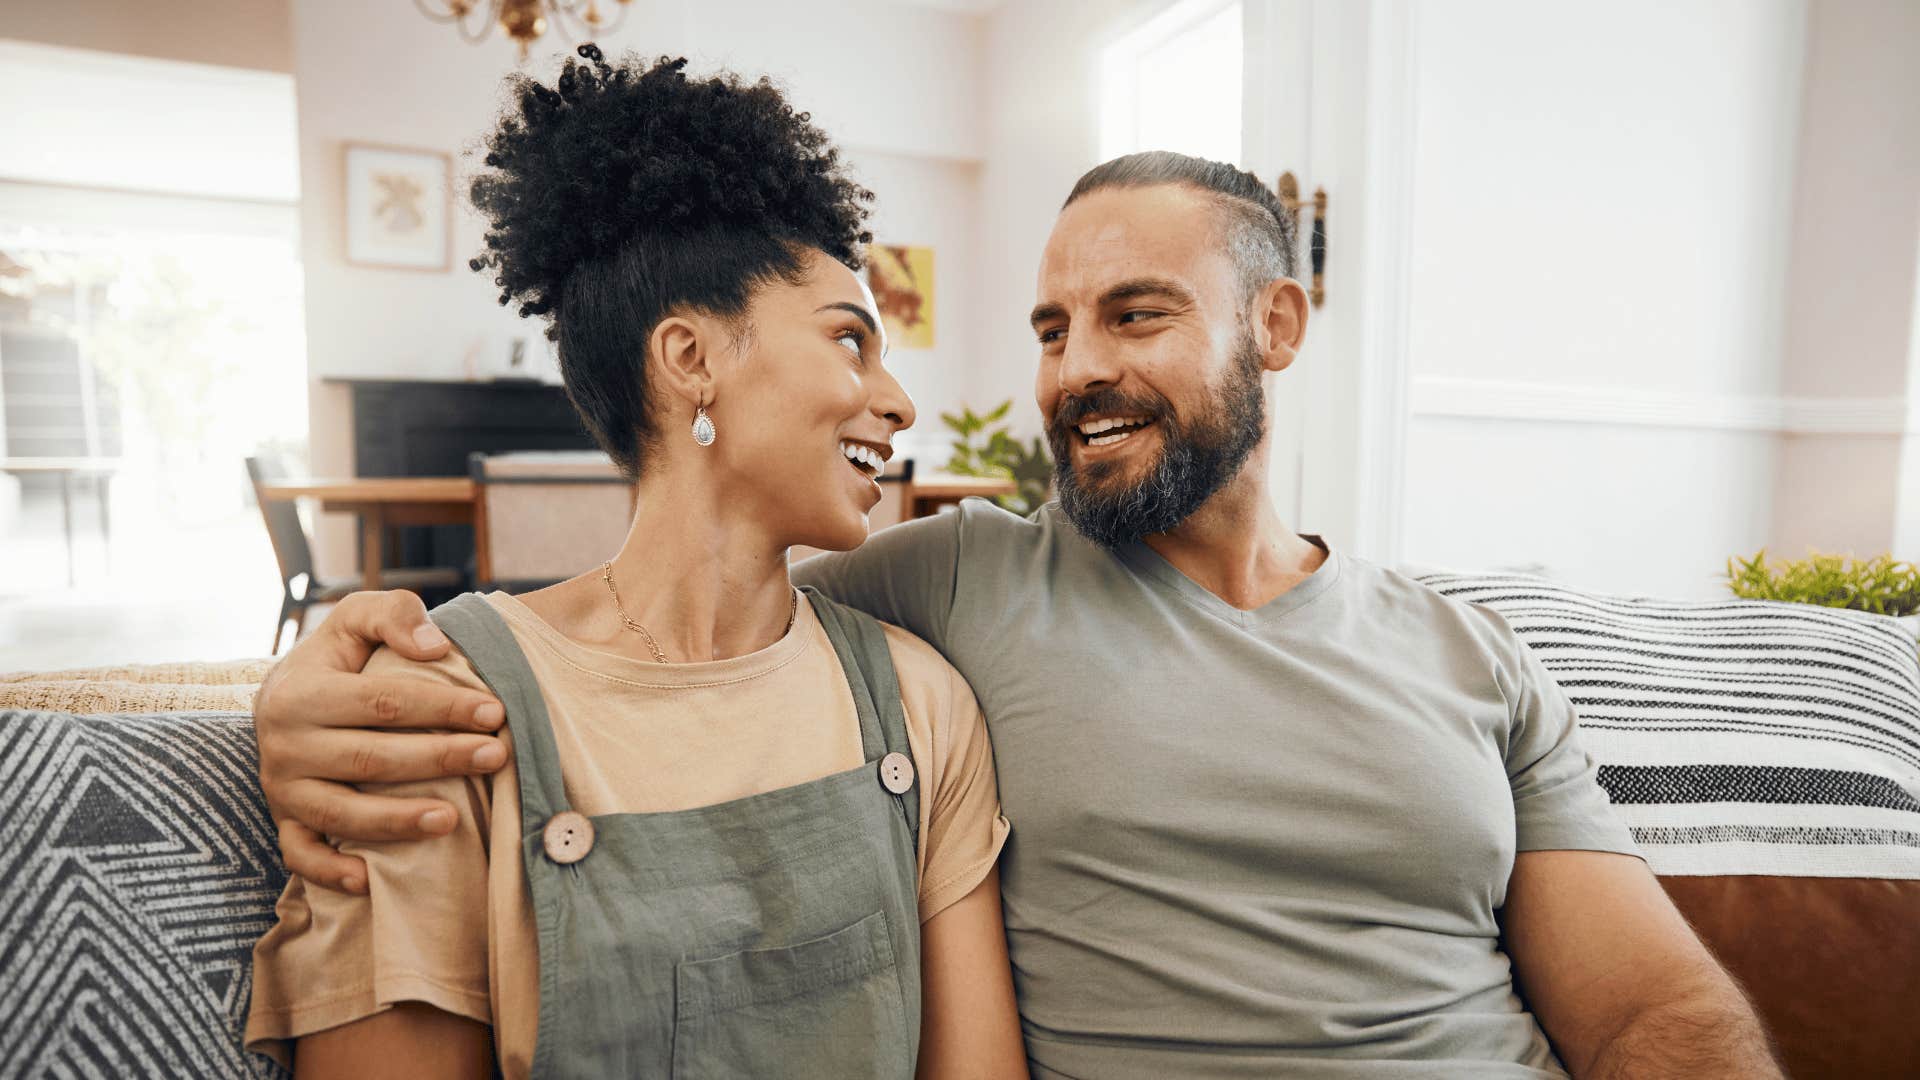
[837,437,888,506]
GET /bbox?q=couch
[1,571,1915,1078]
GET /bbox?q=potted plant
[1724,548,1920,653]
[941,400,1054,516]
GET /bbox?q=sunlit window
[1100,0,1244,164]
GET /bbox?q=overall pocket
[671,909,911,1079]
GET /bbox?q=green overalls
[430,590,923,1078]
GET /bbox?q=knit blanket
[0,659,270,714]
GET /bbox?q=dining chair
[469,451,638,593]
[244,456,463,654]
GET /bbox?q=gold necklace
[600,562,797,663]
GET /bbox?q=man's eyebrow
[1099,277,1195,307]
[1029,301,1067,330]
[1029,278,1196,330]
[817,301,880,339]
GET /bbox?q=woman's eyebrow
[817,301,880,337]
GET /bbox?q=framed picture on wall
[343,143,451,271]
[867,244,935,349]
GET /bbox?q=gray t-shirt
[794,500,1641,1079]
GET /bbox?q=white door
[1243,0,1413,566]
[1097,0,1352,552]
[1247,1,1846,600]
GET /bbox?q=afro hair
[465,44,875,476]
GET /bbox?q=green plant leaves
[942,398,1054,515]
[1723,548,1920,624]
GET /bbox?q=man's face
[1030,184,1268,548]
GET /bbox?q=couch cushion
[0,659,269,715]
[0,709,289,1079]
[1659,875,1920,1080]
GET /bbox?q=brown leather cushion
[1659,875,1920,1079]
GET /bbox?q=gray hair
[1063,151,1296,301]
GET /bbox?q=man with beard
[251,152,1781,1077]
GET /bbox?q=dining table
[255,476,475,590]
[903,473,1018,519]
[258,468,1019,591]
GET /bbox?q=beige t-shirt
[245,591,1011,1078]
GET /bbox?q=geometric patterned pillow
[0,710,290,1079]
[1411,571,1920,879]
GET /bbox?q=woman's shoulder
[363,631,491,696]
[871,619,982,743]
[873,619,960,687]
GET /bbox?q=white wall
[1394,0,1816,598]
[1242,0,1398,556]
[844,150,983,464]
[1773,0,1920,562]
[289,0,987,574]
[975,0,1168,444]
[683,0,985,163]
[1901,263,1920,558]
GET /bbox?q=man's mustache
[1048,389,1173,433]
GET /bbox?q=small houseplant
[1724,548,1920,653]
[941,400,1054,516]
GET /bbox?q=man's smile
[1076,414,1156,447]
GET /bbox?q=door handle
[1276,172,1327,308]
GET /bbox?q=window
[1100,0,1245,164]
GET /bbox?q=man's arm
[257,512,967,893]
[1499,849,1783,1079]
[254,590,507,894]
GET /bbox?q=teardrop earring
[691,405,716,447]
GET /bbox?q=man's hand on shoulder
[254,590,507,896]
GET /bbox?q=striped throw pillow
[1410,570,1920,879]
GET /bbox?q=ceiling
[870,0,1010,15]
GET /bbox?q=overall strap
[429,594,571,834]
[802,587,920,855]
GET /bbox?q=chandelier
[412,0,633,59]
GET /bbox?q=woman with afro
[246,45,1027,1079]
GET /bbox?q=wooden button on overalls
[878,751,915,794]
[543,810,594,864]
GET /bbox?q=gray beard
[1047,335,1266,550]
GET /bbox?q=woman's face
[705,250,916,552]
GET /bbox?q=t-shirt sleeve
[791,509,963,654]
[243,646,495,1064]
[885,627,1011,924]
[1500,619,1644,859]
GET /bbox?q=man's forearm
[1584,982,1783,1080]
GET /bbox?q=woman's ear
[649,314,715,411]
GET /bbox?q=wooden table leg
[97,473,111,577]
[360,506,387,590]
[59,470,75,587]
